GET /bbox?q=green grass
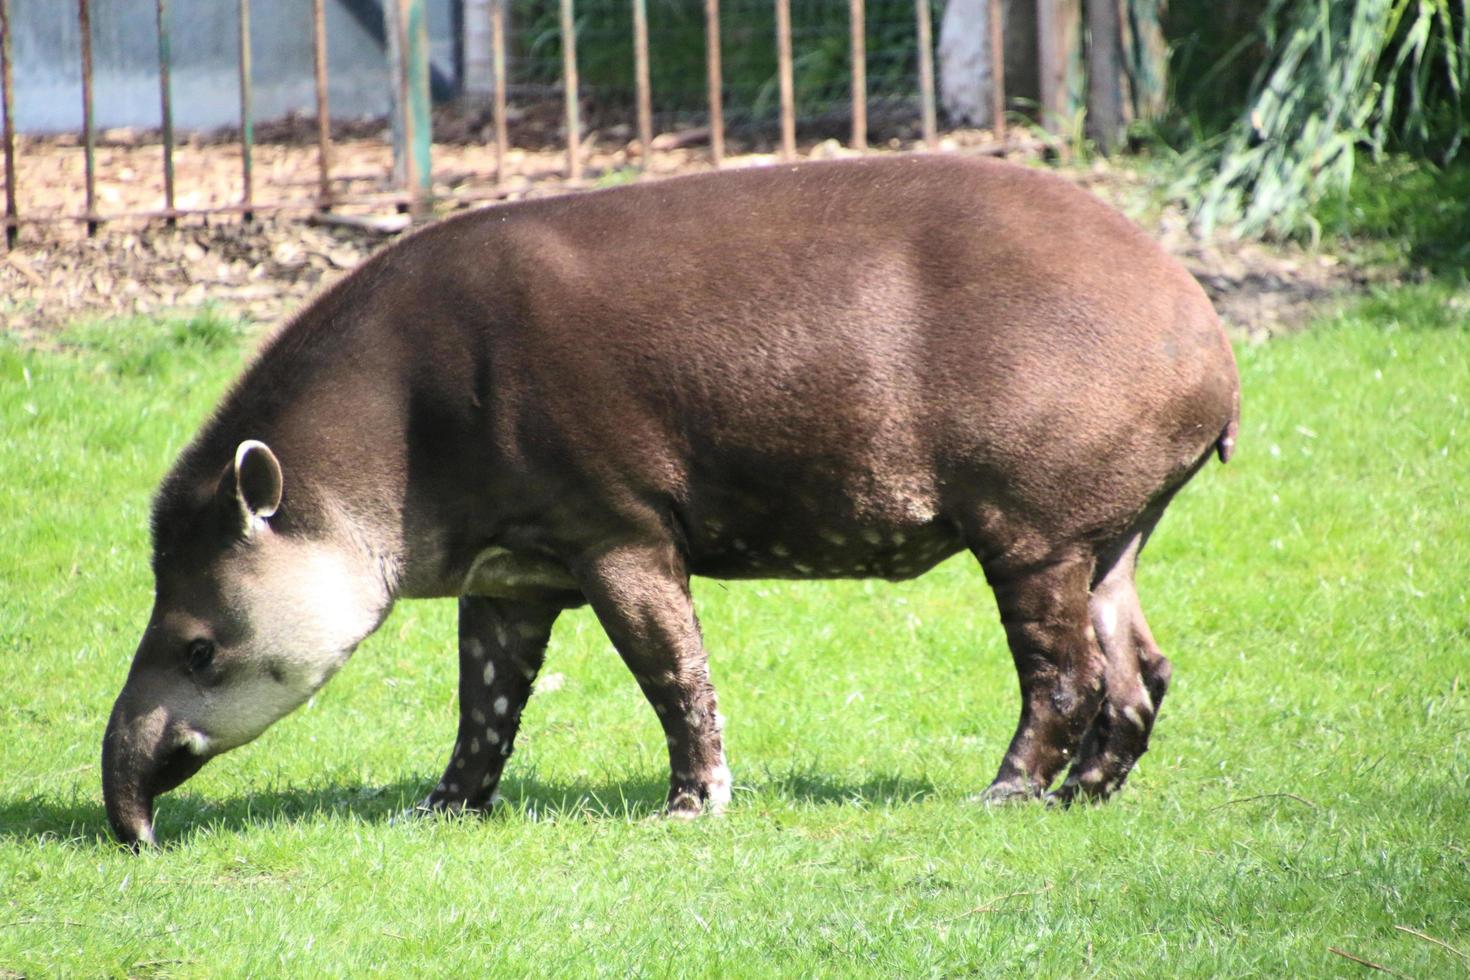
[2,289,1468,976]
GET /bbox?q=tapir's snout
[102,692,210,848]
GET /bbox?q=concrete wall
[2,0,456,135]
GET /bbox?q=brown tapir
[102,154,1239,846]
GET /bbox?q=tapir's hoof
[400,790,503,822]
[975,779,1043,807]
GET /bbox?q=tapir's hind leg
[576,541,731,818]
[978,553,1106,802]
[420,596,561,813]
[1050,518,1172,805]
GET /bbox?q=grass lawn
[1,285,1467,976]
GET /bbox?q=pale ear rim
[234,439,283,526]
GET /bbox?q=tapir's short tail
[1216,414,1239,463]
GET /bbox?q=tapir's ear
[233,440,283,532]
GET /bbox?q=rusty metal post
[632,0,652,167]
[312,0,333,209]
[491,0,507,182]
[390,0,431,212]
[560,0,581,180]
[988,0,1005,141]
[704,0,723,167]
[1086,0,1125,153]
[156,0,176,225]
[774,0,795,160]
[914,0,936,148]
[0,0,13,247]
[849,0,865,150]
[79,0,98,234]
[238,0,254,221]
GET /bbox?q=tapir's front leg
[420,596,560,812]
[577,542,731,817]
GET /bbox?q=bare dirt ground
[0,120,1379,344]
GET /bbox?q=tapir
[102,154,1239,846]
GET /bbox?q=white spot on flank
[486,729,500,744]
[861,529,882,546]
[471,708,486,725]
[793,562,814,574]
[732,538,748,552]
[820,530,848,547]
[470,738,481,754]
[482,661,496,686]
[514,622,542,641]
[482,774,496,789]
[180,729,212,755]
[771,543,790,558]
[447,782,459,794]
[494,624,508,648]
[455,757,464,769]
[465,638,485,660]
[493,696,509,716]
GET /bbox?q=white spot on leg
[482,661,496,686]
[494,696,509,716]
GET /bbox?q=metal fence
[0,0,1011,247]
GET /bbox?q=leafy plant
[1183,0,1468,240]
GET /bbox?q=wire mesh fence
[0,0,970,243]
[500,0,940,138]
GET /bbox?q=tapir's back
[379,156,1236,566]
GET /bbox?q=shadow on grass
[0,769,940,850]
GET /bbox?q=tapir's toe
[975,778,1043,807]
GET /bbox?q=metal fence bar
[988,0,1005,141]
[312,0,332,208]
[79,0,98,234]
[632,0,652,167]
[155,0,175,226]
[238,0,254,221]
[560,0,581,180]
[914,0,936,148]
[491,0,507,182]
[849,0,865,150]
[704,0,723,167]
[775,0,795,160]
[0,0,14,247]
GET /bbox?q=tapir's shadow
[0,771,937,849]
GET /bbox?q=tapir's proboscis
[102,155,1239,846]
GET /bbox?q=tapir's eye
[186,639,216,673]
